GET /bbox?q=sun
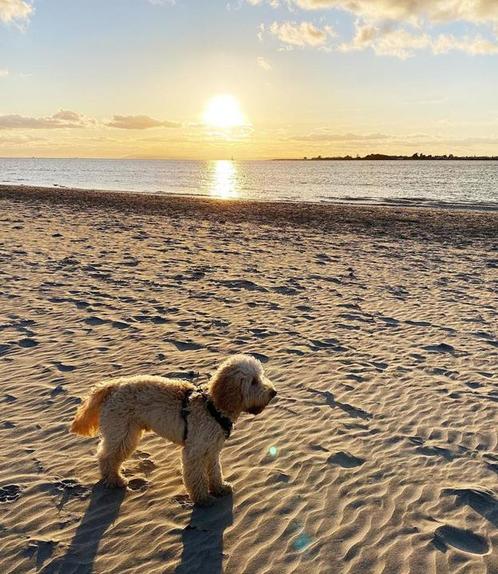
[203,94,246,129]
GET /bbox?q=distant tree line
[276,153,498,161]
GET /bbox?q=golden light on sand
[203,94,246,129]
[209,159,239,199]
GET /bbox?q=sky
[1,0,498,159]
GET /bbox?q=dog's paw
[211,482,233,497]
[194,494,217,507]
[102,475,128,489]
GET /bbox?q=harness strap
[181,388,233,442]
[181,388,194,442]
[205,397,233,439]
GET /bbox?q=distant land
[275,153,498,161]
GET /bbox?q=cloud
[0,0,33,24]
[0,110,87,129]
[433,33,498,54]
[291,1,498,25]
[249,0,280,7]
[0,134,44,144]
[256,56,272,70]
[285,129,498,153]
[105,115,180,129]
[0,68,8,77]
[0,111,181,131]
[252,1,498,57]
[269,21,334,47]
[340,23,431,58]
[291,131,390,142]
[52,110,84,122]
[340,21,498,57]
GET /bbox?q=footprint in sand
[219,279,267,292]
[167,339,204,351]
[309,443,329,452]
[309,339,347,353]
[84,316,108,326]
[53,362,76,372]
[250,352,269,363]
[137,459,156,476]
[406,319,432,327]
[423,343,456,355]
[128,478,149,491]
[266,471,290,485]
[486,461,498,474]
[315,253,332,264]
[25,539,58,567]
[371,361,388,371]
[50,384,66,397]
[465,382,482,389]
[272,285,301,296]
[433,525,490,555]
[111,320,131,330]
[0,484,22,503]
[18,338,39,348]
[443,486,498,518]
[409,436,456,461]
[378,316,400,327]
[327,452,365,468]
[54,478,89,497]
[0,344,11,356]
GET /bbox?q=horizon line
[1,153,498,162]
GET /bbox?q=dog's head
[209,354,277,419]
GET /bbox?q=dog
[71,354,277,505]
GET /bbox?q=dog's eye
[251,377,258,386]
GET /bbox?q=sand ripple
[0,194,497,573]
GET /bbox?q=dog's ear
[210,366,244,416]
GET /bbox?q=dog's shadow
[175,494,234,574]
[42,485,233,574]
[41,483,125,574]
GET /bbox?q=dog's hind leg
[98,420,142,488]
[182,448,215,506]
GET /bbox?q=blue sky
[1,0,498,158]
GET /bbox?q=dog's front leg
[207,451,233,497]
[182,448,215,506]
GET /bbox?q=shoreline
[1,184,497,240]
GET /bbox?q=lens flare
[293,532,312,552]
[268,446,278,457]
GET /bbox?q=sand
[0,185,497,574]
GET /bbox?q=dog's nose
[270,389,277,399]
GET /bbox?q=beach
[1,185,497,574]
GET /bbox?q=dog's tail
[70,382,117,436]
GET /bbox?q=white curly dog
[71,354,277,506]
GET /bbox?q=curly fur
[71,354,276,505]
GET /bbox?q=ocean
[1,158,497,209]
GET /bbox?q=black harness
[181,388,232,442]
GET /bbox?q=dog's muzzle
[246,390,277,415]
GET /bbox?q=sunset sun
[203,94,246,129]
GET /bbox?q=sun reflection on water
[208,160,239,199]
